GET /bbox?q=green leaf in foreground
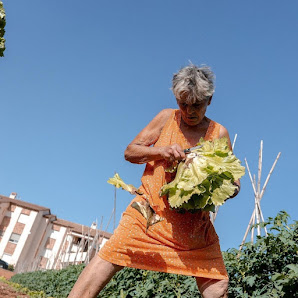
[108,173,142,195]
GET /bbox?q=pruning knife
[184,145,203,154]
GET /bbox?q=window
[9,233,21,244]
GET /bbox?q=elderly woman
[69,64,240,298]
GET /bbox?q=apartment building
[0,193,112,273]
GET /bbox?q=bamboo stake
[259,152,281,200]
[255,141,263,235]
[257,141,263,196]
[96,216,103,253]
[73,226,86,265]
[239,209,255,250]
[258,205,268,236]
[78,231,89,264]
[83,228,90,264]
[232,133,237,150]
[114,184,117,231]
[251,210,256,243]
[245,158,257,197]
[86,228,91,263]
[97,209,114,251]
[255,199,261,236]
[245,157,262,235]
[251,176,257,242]
[210,206,219,224]
[86,220,99,264]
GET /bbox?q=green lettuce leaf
[108,173,143,195]
[161,137,245,211]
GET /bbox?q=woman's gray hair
[172,64,215,103]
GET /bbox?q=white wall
[0,206,22,259]
[11,210,38,265]
[45,226,67,269]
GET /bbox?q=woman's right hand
[159,144,186,162]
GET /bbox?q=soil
[0,280,29,298]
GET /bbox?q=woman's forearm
[124,144,163,164]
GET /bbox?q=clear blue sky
[1,1,297,251]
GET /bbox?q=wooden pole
[113,185,117,231]
[251,176,256,242]
[259,152,281,200]
[239,210,254,251]
[96,216,103,253]
[245,158,258,197]
[257,141,263,196]
[232,133,237,150]
[251,210,256,243]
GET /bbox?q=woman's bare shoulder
[211,120,232,149]
[151,108,174,128]
[156,108,174,120]
[218,124,230,139]
[207,118,229,138]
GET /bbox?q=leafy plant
[11,211,297,297]
[0,276,46,297]
[7,264,14,271]
[99,268,200,298]
[160,137,245,211]
[224,211,298,297]
[11,264,85,297]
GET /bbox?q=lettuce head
[160,137,245,212]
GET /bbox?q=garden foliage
[224,211,298,297]
[11,211,297,297]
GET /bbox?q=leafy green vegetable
[160,137,245,212]
[108,173,164,228]
[0,1,6,57]
[108,173,143,195]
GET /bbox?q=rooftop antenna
[210,133,238,224]
[239,140,281,251]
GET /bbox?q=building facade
[0,193,111,273]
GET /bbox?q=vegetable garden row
[10,211,297,297]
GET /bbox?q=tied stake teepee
[239,140,281,251]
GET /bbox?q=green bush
[99,268,199,298]
[11,211,297,297]
[11,264,85,297]
[224,211,298,297]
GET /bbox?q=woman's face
[177,95,212,126]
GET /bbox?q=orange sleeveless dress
[98,109,228,280]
